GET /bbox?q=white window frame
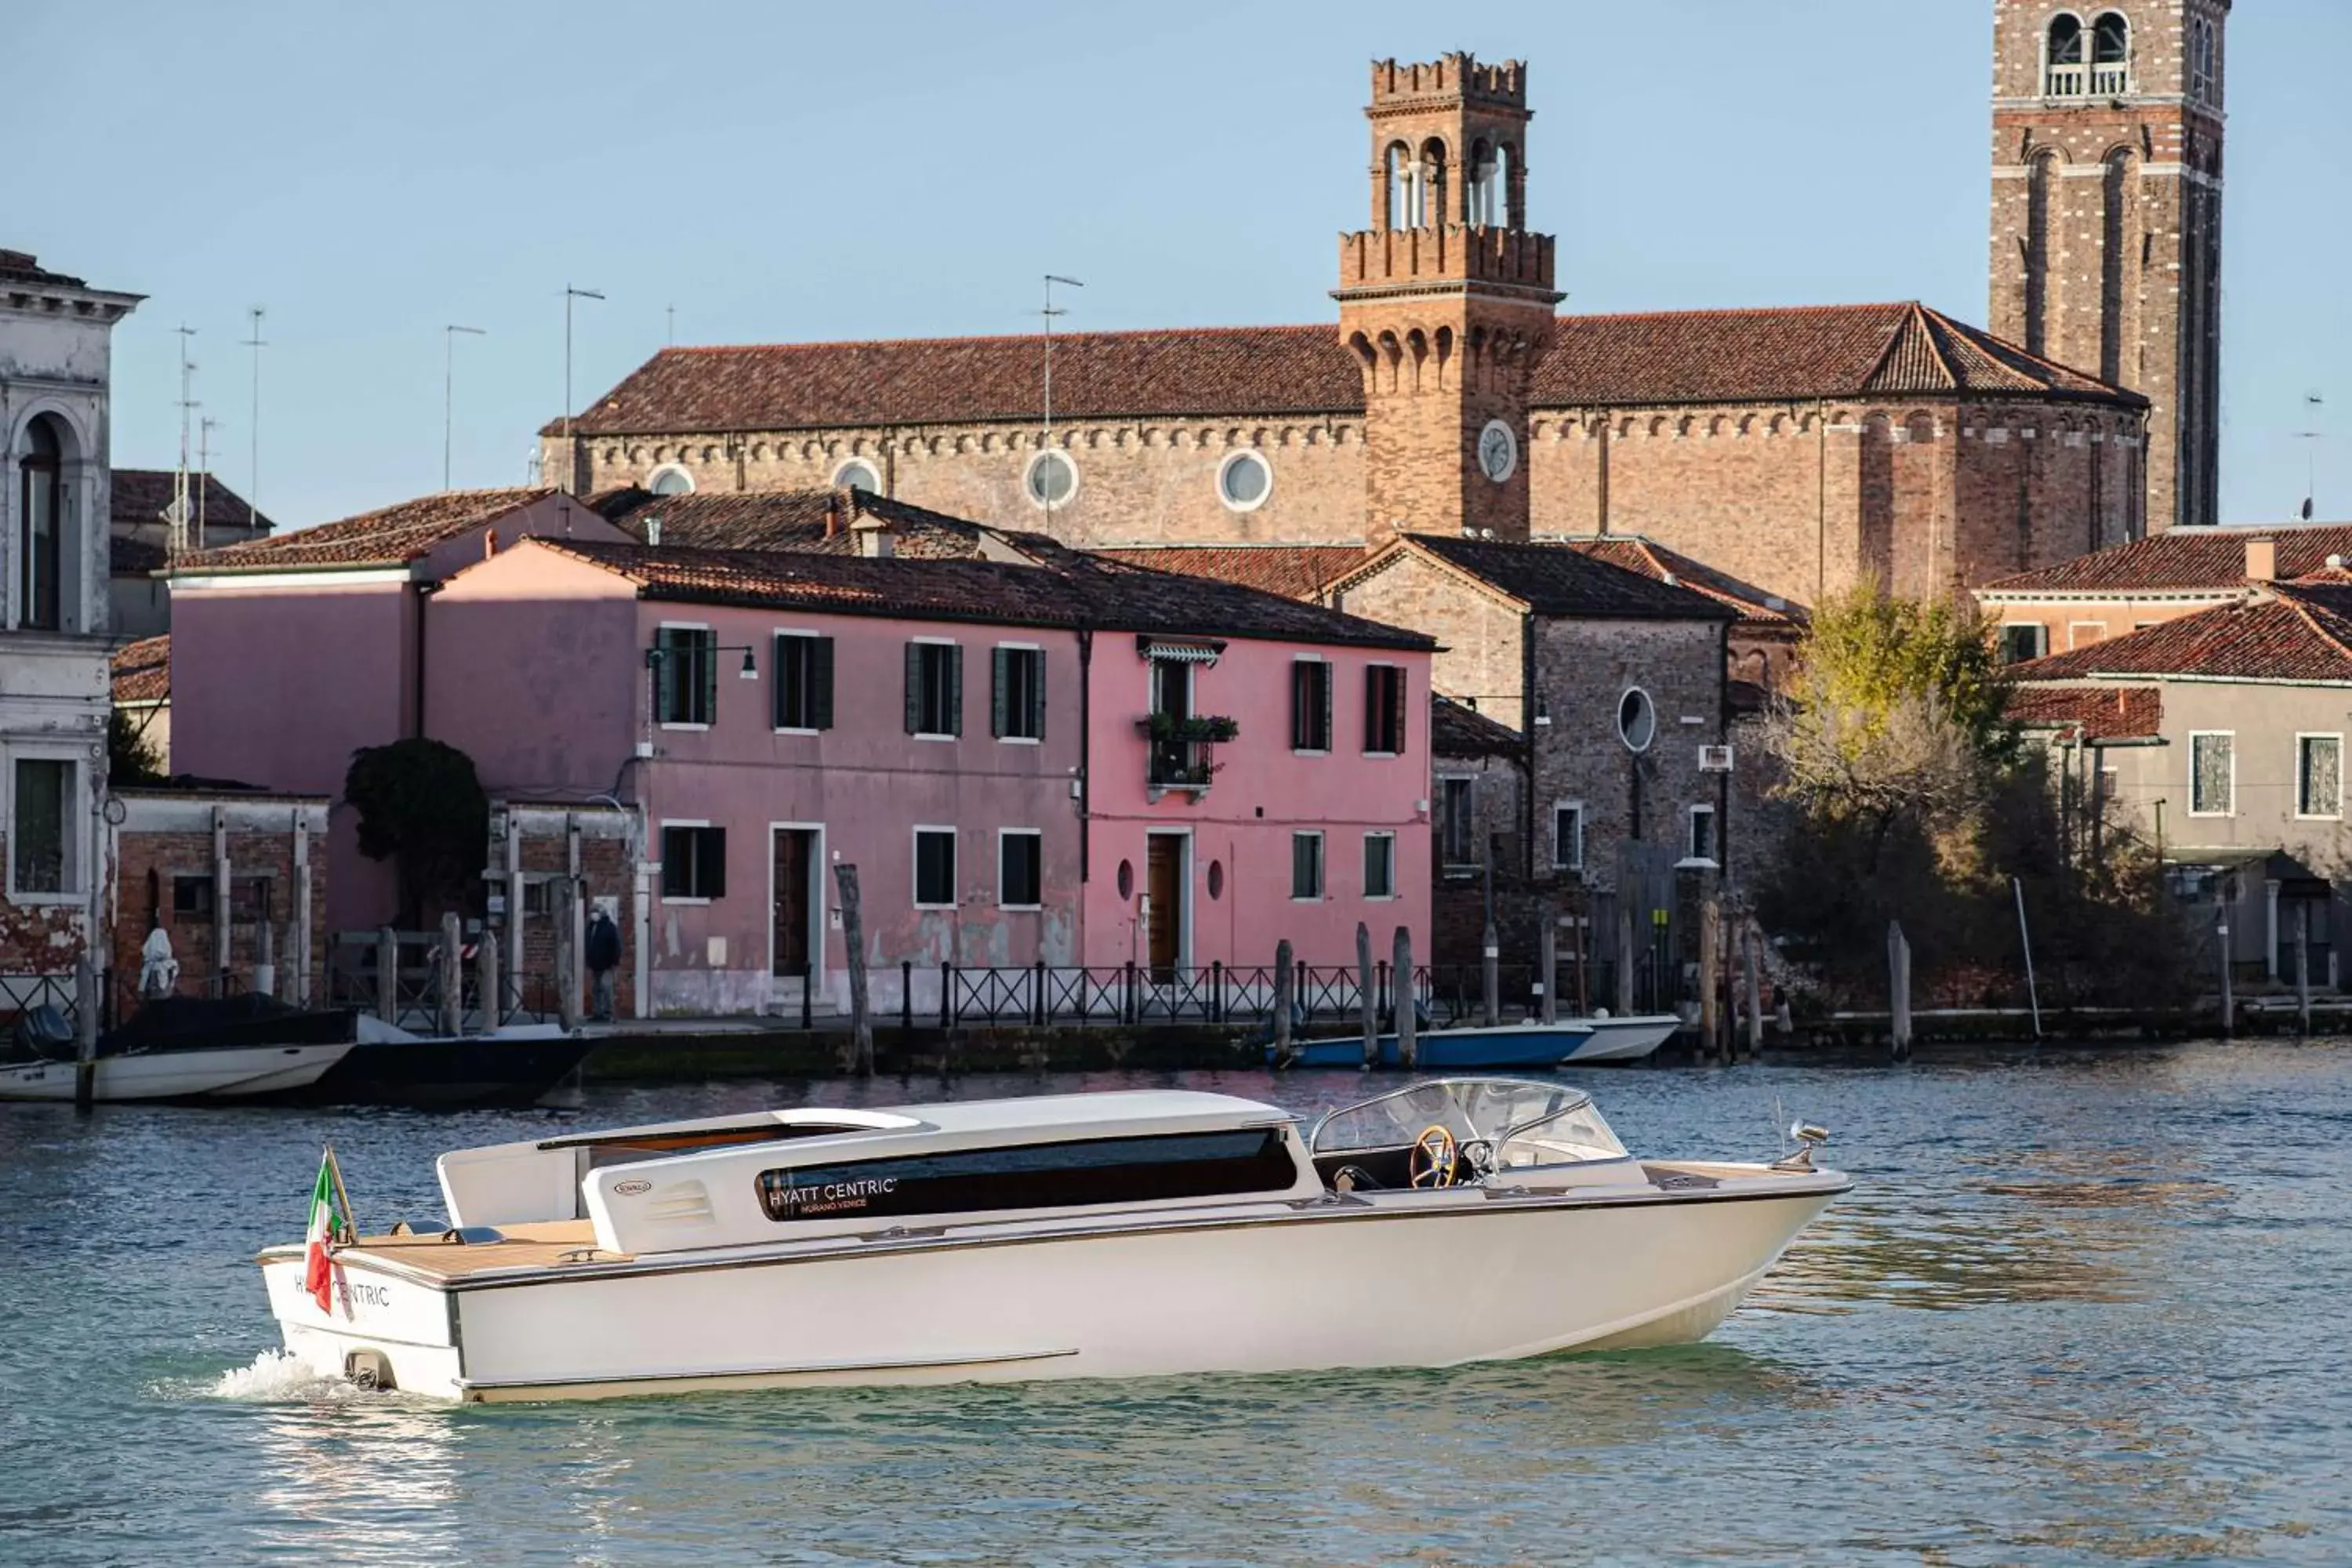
[996,827,1045,910]
[657,818,718,905]
[1291,655,1332,756]
[1215,448,1274,514]
[645,463,696,497]
[1362,831,1397,901]
[1617,686,1656,753]
[1686,802,1719,865]
[1551,799,1585,873]
[1437,773,1479,870]
[1023,448,1080,510]
[913,825,959,909]
[655,619,716,731]
[2067,621,2107,650]
[2187,731,2235,818]
[994,641,1045,746]
[2294,732,2344,821]
[1290,830,1325,902]
[830,457,882,494]
[910,635,960,742]
[771,624,826,735]
[5,749,85,902]
[2001,622,2049,662]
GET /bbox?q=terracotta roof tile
[0,249,85,289]
[176,488,556,572]
[532,540,1436,651]
[2014,583,2352,684]
[1352,534,1734,621]
[590,486,1074,562]
[1089,544,1370,600]
[1980,524,2352,594]
[2005,684,2164,740]
[111,634,170,705]
[111,469,274,536]
[1547,535,1807,627]
[550,304,2141,438]
[1432,694,1522,757]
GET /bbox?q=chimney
[824,494,843,539]
[645,514,662,548]
[484,528,498,560]
[2245,536,2277,583]
[853,514,895,559]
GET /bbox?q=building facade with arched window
[0,249,141,981]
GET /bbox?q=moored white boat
[0,1040,353,1102]
[258,1080,1846,1402]
[1564,1014,1683,1063]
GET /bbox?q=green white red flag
[303,1149,346,1312]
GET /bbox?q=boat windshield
[1311,1078,1623,1164]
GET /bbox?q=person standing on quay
[585,906,622,1022]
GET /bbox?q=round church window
[1025,450,1078,509]
[833,459,881,495]
[1217,450,1272,513]
[1617,688,1657,753]
[647,464,695,497]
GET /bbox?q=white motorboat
[257,1079,1848,1403]
[1566,1014,1684,1063]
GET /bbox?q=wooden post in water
[1538,905,1559,1026]
[73,954,98,1110]
[1699,892,1722,1060]
[438,910,463,1037]
[474,924,499,1033]
[1479,920,1500,1029]
[376,925,399,1024]
[1615,906,1635,1017]
[834,863,873,1076]
[1742,921,1764,1058]
[554,880,582,1033]
[2295,902,2312,1037]
[1272,939,1294,1064]
[1356,922,1377,1069]
[1392,925,1417,1070]
[2216,906,2235,1036]
[253,917,276,999]
[1888,920,1912,1060]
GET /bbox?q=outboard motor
[12,1005,77,1063]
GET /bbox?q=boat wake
[207,1348,361,1403]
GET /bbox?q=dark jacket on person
[585,913,622,973]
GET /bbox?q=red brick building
[543,45,2151,609]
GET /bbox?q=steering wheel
[1407,1125,1459,1188]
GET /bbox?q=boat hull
[1563,1016,1683,1064]
[272,1027,590,1109]
[261,1176,1840,1402]
[0,1042,350,1102]
[1272,1023,1595,1070]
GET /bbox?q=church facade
[545,18,2205,608]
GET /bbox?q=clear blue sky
[12,0,2346,532]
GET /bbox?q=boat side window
[755,1128,1298,1222]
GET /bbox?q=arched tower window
[1495,143,1515,228]
[2045,14,2085,96]
[2188,15,2218,103]
[2090,12,2129,94]
[1467,139,1497,227]
[17,414,67,631]
[1384,141,1410,229]
[1419,139,1449,227]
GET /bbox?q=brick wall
[107,796,329,1007]
[1333,552,1530,730]
[492,806,637,1018]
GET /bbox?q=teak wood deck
[337,1220,621,1279]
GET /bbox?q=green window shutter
[949,645,964,737]
[771,635,789,729]
[1289,663,1305,749]
[1363,669,1379,753]
[905,643,923,734]
[1391,666,1408,756]
[1321,663,1333,750]
[991,646,1009,739]
[811,637,835,730]
[699,633,717,724]
[1033,649,1046,740]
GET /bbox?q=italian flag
[303,1151,345,1312]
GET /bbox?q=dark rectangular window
[172,873,216,922]
[1363,833,1395,898]
[1291,832,1323,899]
[906,642,963,737]
[1440,778,1475,867]
[992,647,1045,741]
[1688,804,1718,863]
[1000,831,1043,908]
[773,633,835,731]
[914,828,957,907]
[10,758,71,894]
[660,825,727,899]
[655,627,716,725]
[1363,664,1406,754]
[1552,804,1584,871]
[1291,659,1332,751]
[1998,624,2048,664]
[756,1128,1298,1223]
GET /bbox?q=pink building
[427,533,1434,1017]
[167,490,630,933]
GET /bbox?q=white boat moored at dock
[258,1080,1848,1402]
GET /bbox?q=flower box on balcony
[1137,713,1240,744]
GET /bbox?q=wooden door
[772,829,814,976]
[1145,836,1181,982]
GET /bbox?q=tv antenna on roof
[1040,274,1084,524]
[444,325,487,491]
[170,325,199,560]
[2295,392,2325,521]
[240,307,267,524]
[198,415,221,551]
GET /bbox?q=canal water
[2,1041,2347,1566]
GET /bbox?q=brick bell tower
[1336,53,1561,543]
[1988,2,2228,533]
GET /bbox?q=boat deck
[333,1220,621,1280]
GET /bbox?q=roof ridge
[2278,585,2352,663]
[659,323,1340,357]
